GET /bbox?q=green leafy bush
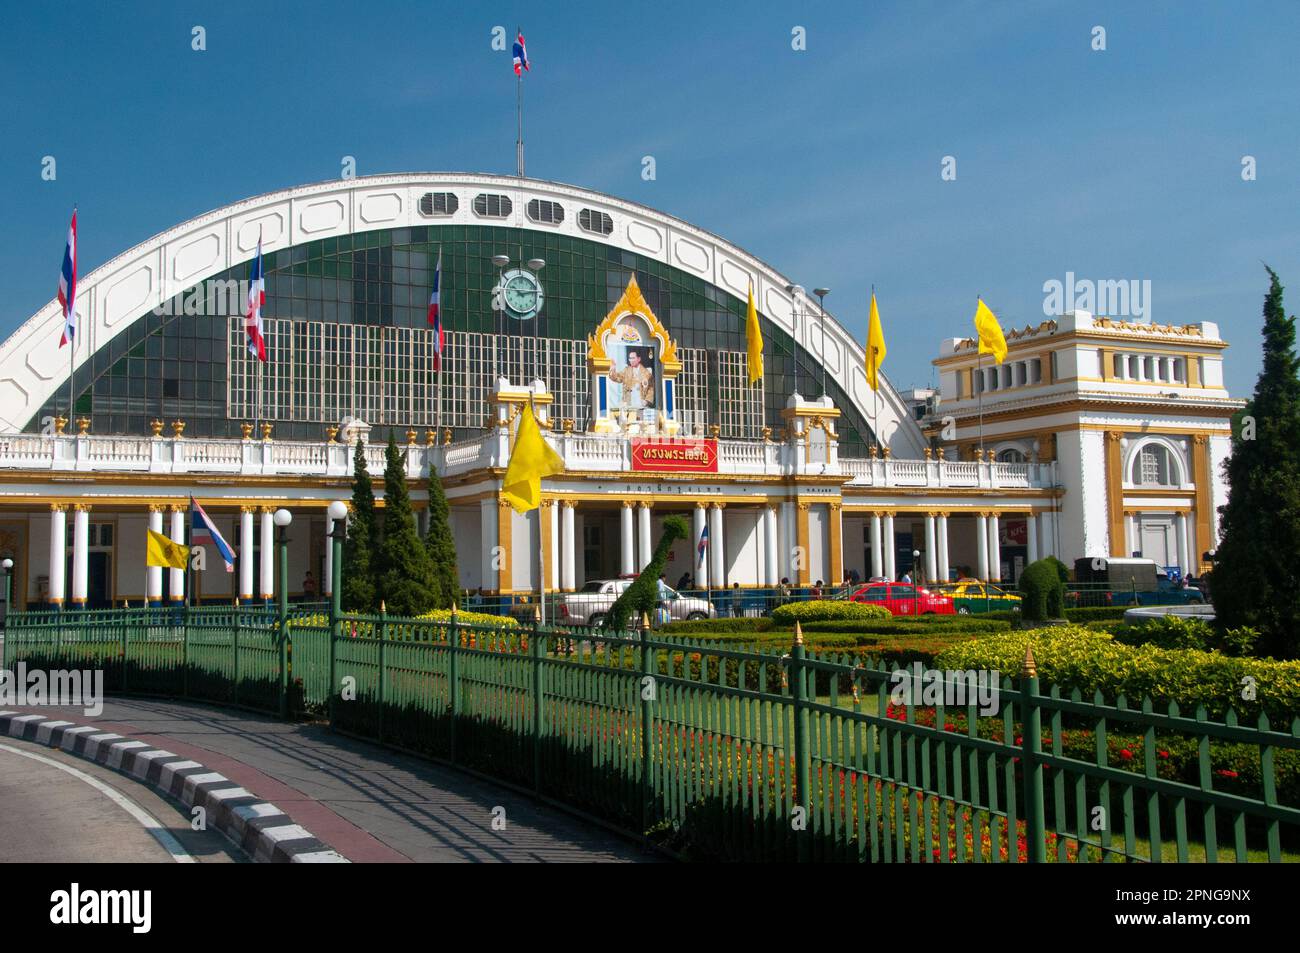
[1110,616,1260,657]
[420,608,519,628]
[934,626,1300,721]
[800,617,1010,635]
[770,600,892,625]
[1018,559,1066,622]
[661,617,774,635]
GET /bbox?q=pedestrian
[776,577,791,607]
[676,571,693,591]
[730,582,743,618]
[811,580,823,599]
[301,570,316,602]
[901,570,912,584]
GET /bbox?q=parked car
[1070,558,1206,607]
[848,582,955,616]
[556,578,715,627]
[933,580,1022,615]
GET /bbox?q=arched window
[1132,443,1173,486]
[996,448,1027,464]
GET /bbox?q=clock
[495,268,545,321]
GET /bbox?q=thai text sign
[630,437,718,473]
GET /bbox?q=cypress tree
[1211,267,1300,658]
[423,468,460,609]
[341,437,378,612]
[376,434,437,616]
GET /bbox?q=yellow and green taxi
[933,579,1022,615]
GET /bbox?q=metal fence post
[377,600,387,743]
[447,603,459,764]
[639,612,654,834]
[278,530,290,720]
[531,609,544,794]
[792,621,811,862]
[1020,644,1047,862]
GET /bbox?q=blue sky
[2,0,1298,397]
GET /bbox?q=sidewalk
[9,699,652,863]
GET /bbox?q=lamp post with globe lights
[326,500,348,725]
[273,508,293,716]
[1,556,13,631]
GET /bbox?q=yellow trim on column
[828,502,843,585]
[1192,434,1212,570]
[796,502,811,587]
[497,496,513,594]
[1105,431,1126,557]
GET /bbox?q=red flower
[1216,768,1239,779]
[1157,749,1170,760]
[1119,748,1134,761]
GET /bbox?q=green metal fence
[3,606,1296,862]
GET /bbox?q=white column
[883,513,896,580]
[71,505,90,605]
[870,513,883,580]
[620,502,635,576]
[988,513,1002,582]
[937,513,950,583]
[560,501,576,591]
[147,505,164,604]
[480,498,497,591]
[170,505,186,601]
[924,513,938,585]
[693,504,709,589]
[977,513,990,581]
[1175,512,1190,574]
[1039,510,1054,559]
[548,501,560,592]
[260,507,274,601]
[48,505,67,607]
[1026,512,1040,564]
[323,510,336,596]
[780,501,795,582]
[240,507,255,601]
[637,503,652,571]
[709,503,726,587]
[763,506,778,588]
[1128,513,1139,557]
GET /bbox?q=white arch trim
[1124,435,1191,487]
[0,173,926,454]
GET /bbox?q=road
[0,737,243,863]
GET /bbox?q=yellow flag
[146,528,189,569]
[745,283,763,385]
[502,402,565,514]
[973,298,1007,364]
[865,292,887,390]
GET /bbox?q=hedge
[934,626,1300,722]
[770,601,892,625]
[661,617,775,635]
[658,629,981,667]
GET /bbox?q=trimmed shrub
[1111,615,1261,657]
[799,617,1010,636]
[771,600,892,625]
[420,608,519,628]
[1063,606,1131,623]
[661,617,774,635]
[934,626,1300,722]
[1018,559,1066,622]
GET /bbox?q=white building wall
[807,506,828,584]
[1057,429,1109,562]
[27,513,50,603]
[1208,433,1232,549]
[117,514,148,603]
[511,508,540,592]
[451,508,481,590]
[724,508,763,586]
[842,517,866,580]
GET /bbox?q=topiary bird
[604,514,690,630]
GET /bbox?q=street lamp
[1,557,13,627]
[813,287,830,399]
[912,548,922,615]
[786,284,805,397]
[273,508,292,617]
[327,501,348,618]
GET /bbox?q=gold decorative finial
[150,418,165,437]
[450,602,458,617]
[76,417,90,435]
[326,425,339,443]
[171,419,186,438]
[532,606,541,623]
[1021,644,1038,678]
[794,620,804,646]
[53,415,68,435]
[259,422,272,440]
[425,429,436,447]
[406,428,417,445]
[641,611,652,631]
[241,422,254,439]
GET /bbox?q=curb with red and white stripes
[0,710,348,863]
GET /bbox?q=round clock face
[499,268,544,321]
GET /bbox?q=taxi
[933,579,1022,615]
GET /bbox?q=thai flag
[428,249,443,370]
[57,209,78,348]
[513,32,529,75]
[697,524,709,567]
[244,240,266,362]
[190,497,235,573]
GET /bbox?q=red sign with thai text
[630,437,719,473]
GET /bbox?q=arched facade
[0,173,927,457]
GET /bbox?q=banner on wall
[999,519,1028,547]
[630,437,718,473]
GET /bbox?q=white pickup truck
[556,578,715,627]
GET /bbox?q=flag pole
[976,296,984,458]
[67,205,77,425]
[529,391,546,626]
[871,285,878,452]
[516,25,524,177]
[435,247,445,472]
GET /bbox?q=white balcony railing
[0,429,1059,491]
